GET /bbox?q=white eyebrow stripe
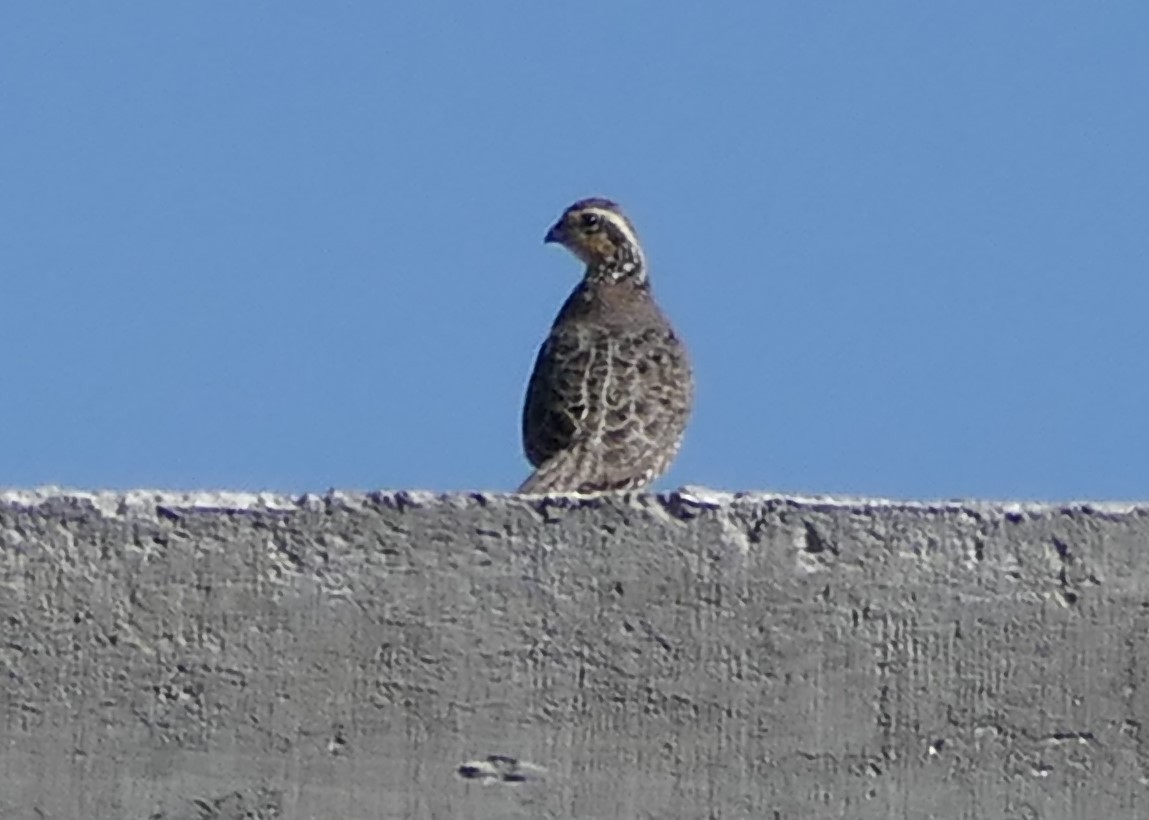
[584,208,640,248]
[583,208,646,273]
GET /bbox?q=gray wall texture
[1,488,1148,820]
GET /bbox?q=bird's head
[544,197,647,284]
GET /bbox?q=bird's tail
[516,448,653,494]
[516,450,589,494]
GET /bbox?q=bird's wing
[518,324,692,493]
[520,324,593,468]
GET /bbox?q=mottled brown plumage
[518,198,693,493]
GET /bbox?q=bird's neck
[585,243,648,287]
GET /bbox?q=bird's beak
[544,221,564,244]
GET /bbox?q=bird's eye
[580,212,602,229]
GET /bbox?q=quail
[517,198,693,493]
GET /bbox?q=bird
[517,197,693,493]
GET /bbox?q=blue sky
[2,4,1146,500]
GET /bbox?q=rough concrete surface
[1,487,1148,819]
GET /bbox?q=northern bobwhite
[517,198,693,493]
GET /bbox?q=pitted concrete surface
[1,488,1148,819]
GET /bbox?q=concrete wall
[1,488,1147,819]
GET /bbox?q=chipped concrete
[1,488,1148,819]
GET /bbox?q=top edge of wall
[0,484,1145,521]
